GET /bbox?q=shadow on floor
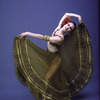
[71,90,99,100]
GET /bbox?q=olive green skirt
[13,23,93,100]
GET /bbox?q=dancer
[13,12,93,100]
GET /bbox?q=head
[61,17,76,33]
[61,22,76,33]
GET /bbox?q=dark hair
[61,18,76,32]
[61,17,76,33]
[70,21,76,32]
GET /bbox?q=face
[62,22,74,33]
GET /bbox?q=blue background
[0,0,99,100]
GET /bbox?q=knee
[56,56,61,66]
[58,56,61,64]
[45,73,52,82]
[53,55,61,64]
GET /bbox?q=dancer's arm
[19,32,43,39]
[52,12,82,35]
[58,13,82,27]
[19,32,62,43]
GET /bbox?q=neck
[58,28,66,35]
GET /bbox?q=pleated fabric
[13,23,93,100]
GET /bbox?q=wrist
[42,35,50,41]
[78,15,81,19]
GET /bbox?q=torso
[47,32,64,53]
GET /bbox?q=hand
[78,16,82,23]
[19,32,29,39]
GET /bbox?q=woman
[19,12,81,91]
[13,12,93,100]
[19,13,82,48]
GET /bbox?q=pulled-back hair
[61,17,72,27]
[61,17,76,32]
[70,21,76,32]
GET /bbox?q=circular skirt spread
[13,23,93,100]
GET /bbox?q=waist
[47,42,62,53]
[50,42,61,49]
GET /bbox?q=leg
[46,55,61,85]
[44,55,61,100]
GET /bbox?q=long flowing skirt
[13,23,93,100]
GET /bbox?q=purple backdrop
[0,0,99,100]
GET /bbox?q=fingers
[19,35,23,39]
[19,35,27,39]
[78,16,82,23]
[19,32,28,39]
[19,33,24,39]
[79,19,82,23]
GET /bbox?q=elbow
[65,13,69,15]
[49,37,62,43]
[64,13,69,17]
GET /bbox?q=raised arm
[58,13,82,27]
[52,12,82,35]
